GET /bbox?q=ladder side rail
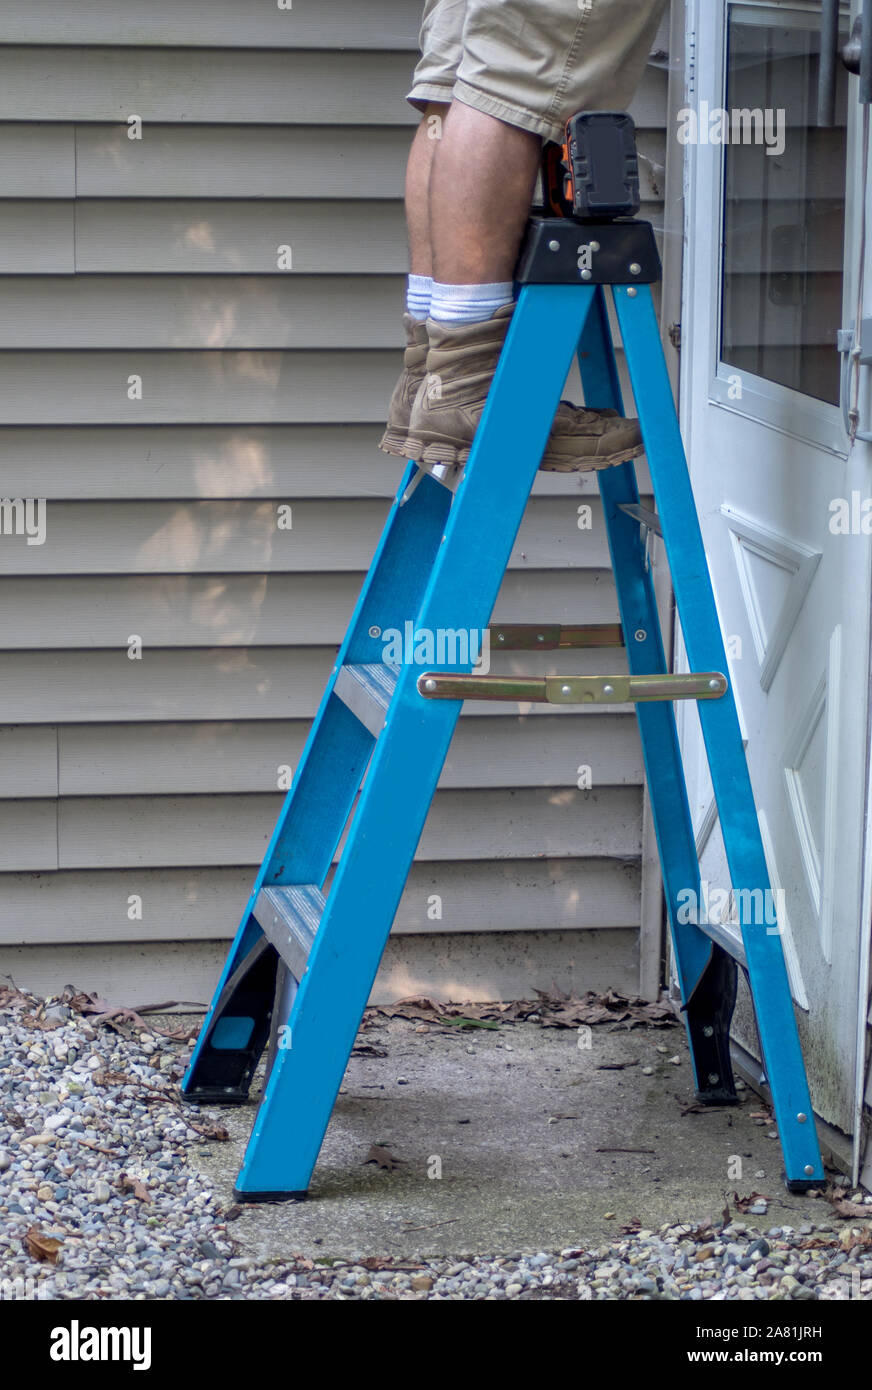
[576,286,714,1008]
[615,283,824,1186]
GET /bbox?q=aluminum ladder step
[252,884,324,982]
[334,662,398,737]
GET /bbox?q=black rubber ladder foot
[180,935,279,1104]
[684,942,741,1105]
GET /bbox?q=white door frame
[679,0,872,1176]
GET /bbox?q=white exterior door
[680,0,872,1146]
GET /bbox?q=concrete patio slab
[187,1014,825,1261]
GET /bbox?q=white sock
[406,273,433,321]
[429,280,514,324]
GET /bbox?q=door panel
[681,0,870,1135]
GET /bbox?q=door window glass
[721,4,849,404]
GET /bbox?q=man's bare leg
[406,102,448,279]
[377,104,448,456]
[429,100,541,285]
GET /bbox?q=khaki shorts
[407,0,668,144]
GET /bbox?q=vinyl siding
[0,2,675,1004]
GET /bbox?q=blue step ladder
[182,207,825,1201]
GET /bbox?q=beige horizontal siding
[50,714,642,794]
[0,647,634,723]
[2,2,423,50]
[74,125,411,199]
[0,49,666,125]
[0,204,666,274]
[0,726,58,797]
[0,931,642,1008]
[0,5,672,1000]
[70,124,666,200]
[0,425,649,500]
[0,497,613,574]
[51,787,640,870]
[0,275,408,347]
[0,859,641,945]
[0,570,622,647]
[0,350,647,425]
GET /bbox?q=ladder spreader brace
[418,671,728,705]
[182,115,826,1201]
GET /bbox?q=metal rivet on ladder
[548,239,560,252]
[368,626,381,639]
[497,633,506,642]
[804,1165,814,1176]
[423,679,437,692]
[703,1025,714,1037]
[590,241,601,252]
[627,287,637,297]
[602,683,614,695]
[797,1112,807,1123]
[537,634,545,643]
[629,262,641,276]
[707,1073,719,1085]
[708,679,721,691]
[634,629,647,642]
[561,684,572,695]
[581,269,592,281]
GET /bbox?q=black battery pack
[562,111,641,220]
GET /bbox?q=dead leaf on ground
[59,985,202,1040]
[534,986,675,1031]
[351,1041,388,1058]
[373,996,445,1022]
[24,1227,63,1264]
[187,1116,229,1141]
[364,1144,404,1171]
[118,1173,152,1204]
[77,1139,116,1155]
[679,1100,731,1116]
[839,1227,872,1250]
[596,1060,639,1071]
[825,1186,870,1220]
[370,988,676,1033]
[730,1190,771,1213]
[91,1069,134,1087]
[684,1222,718,1242]
[19,1013,64,1032]
[832,1198,870,1219]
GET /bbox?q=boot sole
[405,433,645,473]
[378,429,415,459]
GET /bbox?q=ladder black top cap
[515,217,661,286]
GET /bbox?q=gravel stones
[1,987,869,1301]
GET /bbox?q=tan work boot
[378,313,429,459]
[405,304,644,472]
